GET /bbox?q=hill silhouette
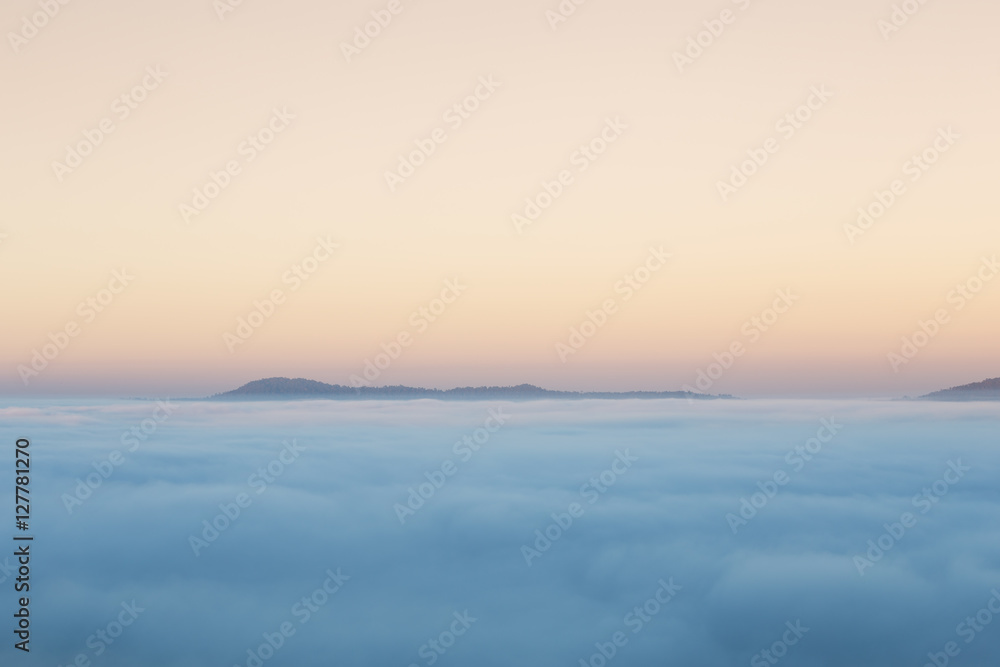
[919,377,1000,401]
[210,377,733,401]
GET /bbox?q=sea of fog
[1,398,998,667]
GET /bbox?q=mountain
[209,377,734,401]
[919,377,1000,401]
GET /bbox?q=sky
[1,0,998,398]
[2,398,999,665]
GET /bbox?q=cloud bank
[1,398,999,666]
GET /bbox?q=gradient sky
[2,0,998,397]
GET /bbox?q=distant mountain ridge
[210,377,733,401]
[920,377,1000,401]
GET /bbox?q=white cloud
[6,399,1000,666]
